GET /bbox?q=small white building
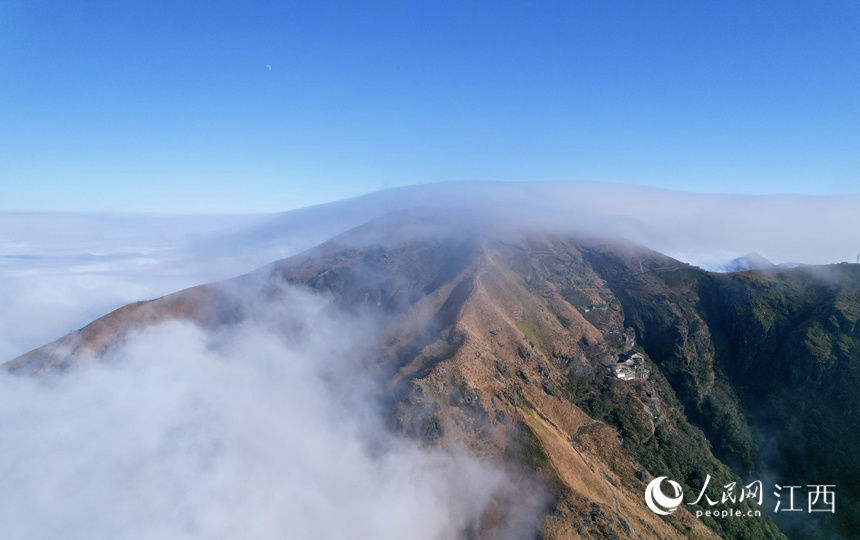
[609,364,635,380]
[608,351,645,380]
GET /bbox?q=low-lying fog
[0,283,543,539]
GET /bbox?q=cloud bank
[0,213,266,359]
[0,284,542,539]
[4,182,859,360]
[212,181,860,271]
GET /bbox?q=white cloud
[5,183,859,359]
[4,183,859,360]
[213,182,860,271]
[0,213,267,360]
[0,285,542,539]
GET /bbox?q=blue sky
[1,1,859,212]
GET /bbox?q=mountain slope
[577,245,859,538]
[7,217,857,539]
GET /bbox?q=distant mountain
[6,213,858,539]
[720,253,807,273]
[722,252,777,272]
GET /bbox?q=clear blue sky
[2,1,859,212]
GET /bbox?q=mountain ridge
[6,216,857,539]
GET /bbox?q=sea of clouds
[1,181,858,538]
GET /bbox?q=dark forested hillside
[580,245,859,538]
